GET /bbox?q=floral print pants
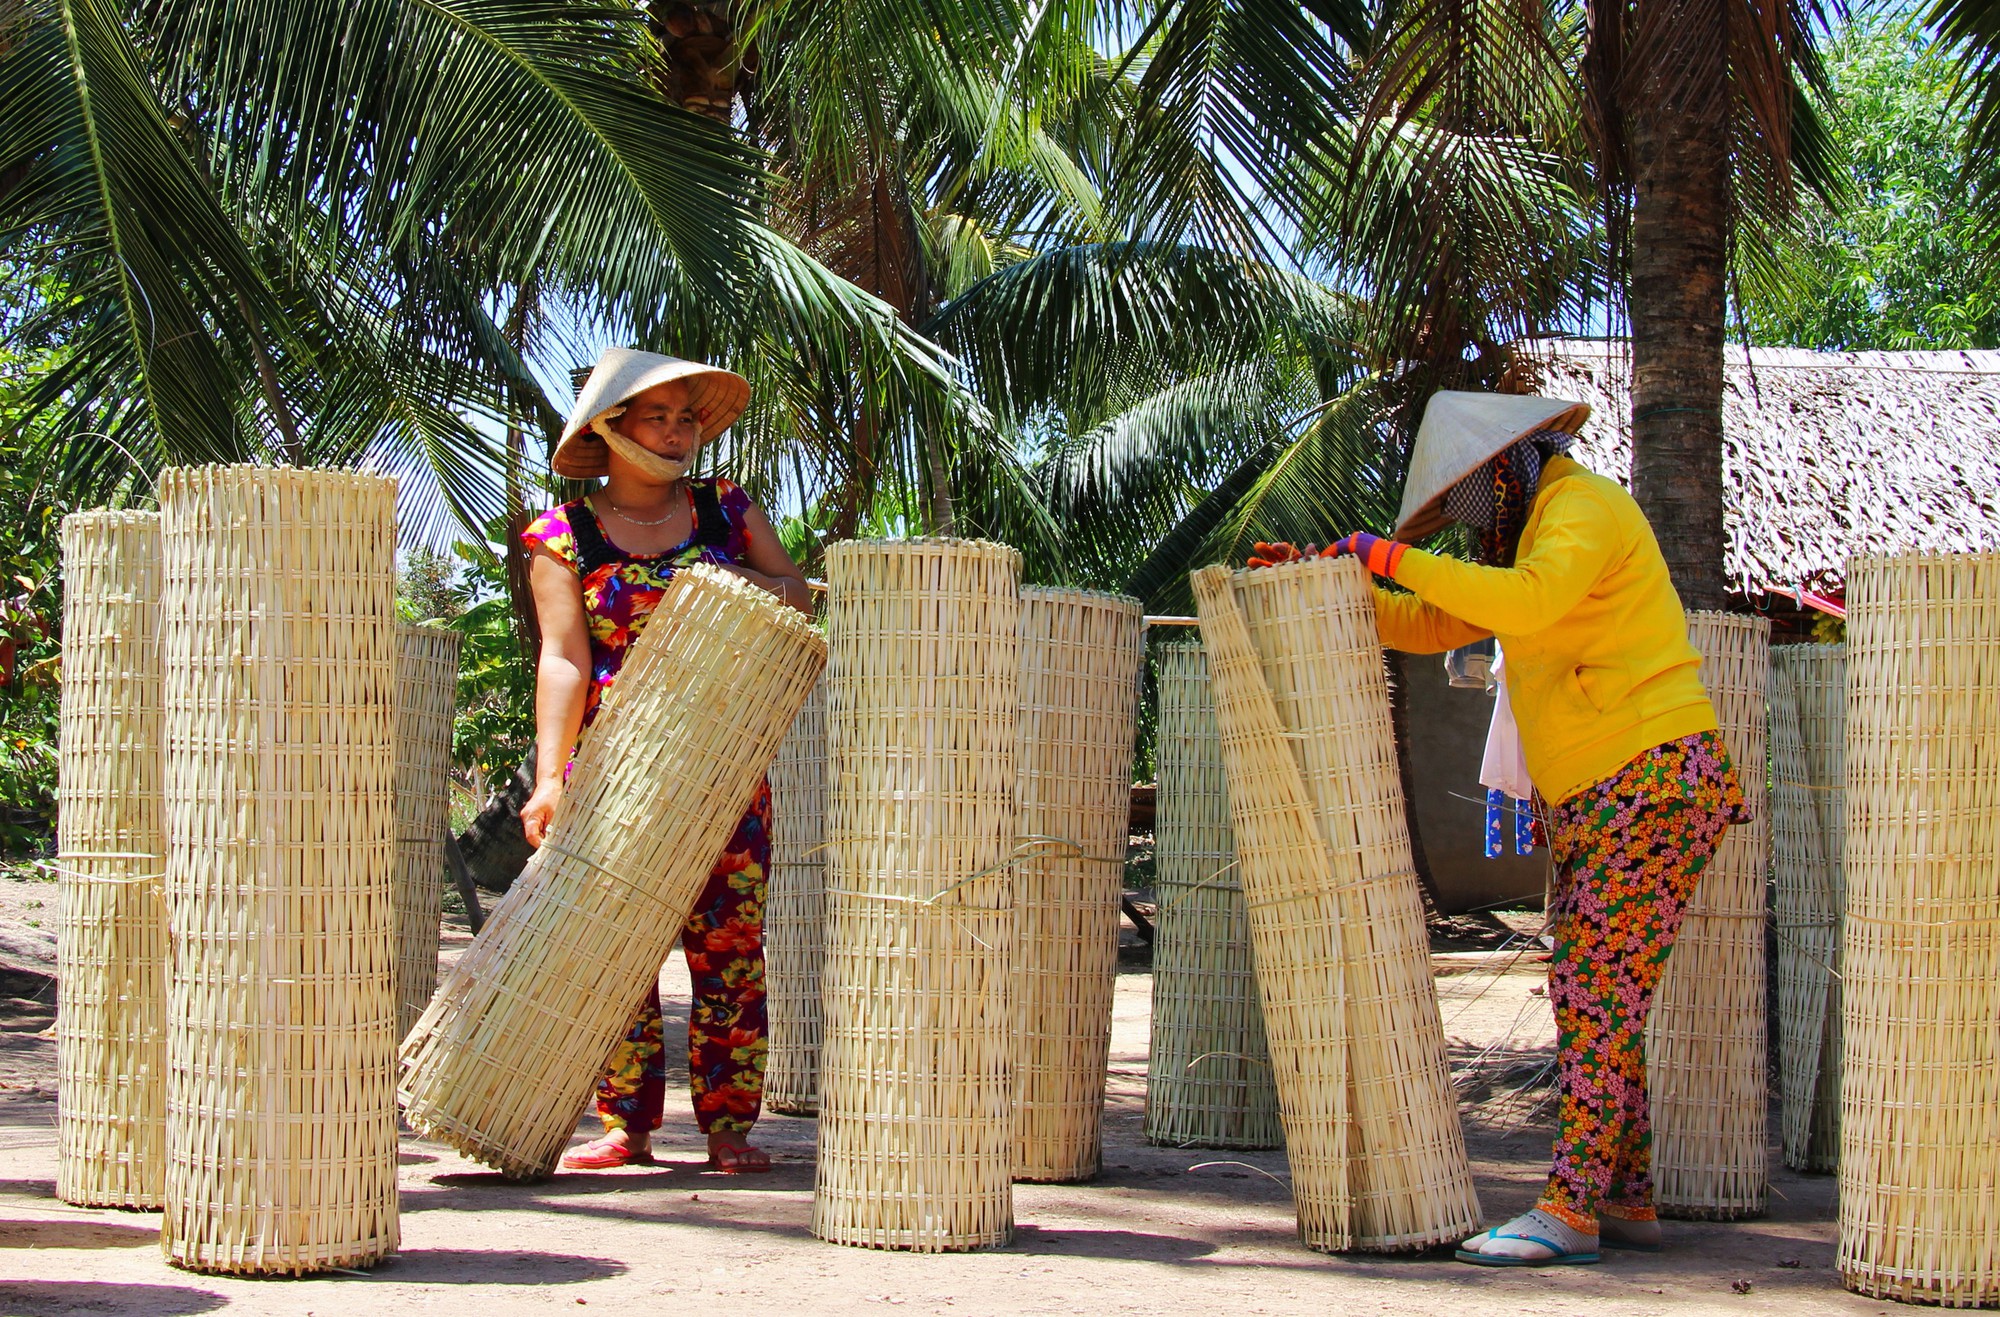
[593,782,770,1136]
[1536,731,1747,1232]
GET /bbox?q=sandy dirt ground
[0,897,1885,1317]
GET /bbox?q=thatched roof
[1513,339,2000,595]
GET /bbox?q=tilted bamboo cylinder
[813,540,1021,1252]
[1145,641,1281,1151]
[392,624,463,1042]
[765,677,828,1116]
[1192,559,1480,1253]
[1839,554,2000,1309]
[157,467,400,1274]
[55,511,167,1210]
[1770,643,1845,1174]
[400,565,824,1178]
[1647,611,1769,1221]
[1011,587,1145,1183]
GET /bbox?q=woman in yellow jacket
[1316,392,1749,1267]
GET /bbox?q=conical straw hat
[554,348,751,478]
[1393,391,1590,542]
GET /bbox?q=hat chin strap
[593,416,689,483]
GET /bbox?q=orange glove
[1246,541,1317,569]
[1323,532,1406,578]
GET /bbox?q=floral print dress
[521,482,770,1136]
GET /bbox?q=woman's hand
[521,778,563,849]
[1324,532,1407,579]
[1247,541,1315,568]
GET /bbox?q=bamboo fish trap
[1770,643,1845,1174]
[1011,587,1146,1183]
[392,624,463,1041]
[765,676,828,1116]
[1145,641,1281,1151]
[400,565,825,1178]
[1646,611,1769,1221]
[55,511,167,1210]
[157,467,401,1274]
[1838,554,2000,1309]
[813,539,1021,1252]
[1191,559,1480,1253]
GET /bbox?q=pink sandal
[704,1143,771,1174]
[562,1137,655,1170]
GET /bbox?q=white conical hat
[553,347,751,478]
[1393,391,1591,542]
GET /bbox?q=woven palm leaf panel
[157,468,401,1274]
[813,539,1021,1252]
[1011,587,1146,1183]
[1646,612,1769,1221]
[765,676,829,1116]
[1769,645,1843,1174]
[1145,641,1281,1151]
[1838,554,2000,1308]
[55,511,167,1210]
[392,624,463,1041]
[399,565,825,1179]
[1192,559,1480,1254]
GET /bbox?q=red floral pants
[593,781,769,1136]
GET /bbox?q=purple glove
[1323,532,1407,579]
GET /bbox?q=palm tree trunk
[1627,78,1731,613]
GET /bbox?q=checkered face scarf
[1441,428,1576,566]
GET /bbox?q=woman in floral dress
[520,348,810,1173]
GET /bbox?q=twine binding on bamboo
[1646,611,1769,1221]
[399,564,825,1179]
[1011,587,1146,1183]
[1191,558,1479,1253]
[765,676,828,1116]
[813,539,1021,1252]
[157,467,402,1274]
[392,624,463,1042]
[1837,553,2000,1309]
[56,510,168,1210]
[1145,641,1282,1151]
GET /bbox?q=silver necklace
[597,495,679,528]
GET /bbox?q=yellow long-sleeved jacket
[1374,455,1718,805]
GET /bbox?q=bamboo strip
[1192,559,1480,1253]
[765,676,828,1116]
[1838,553,2000,1309]
[157,467,401,1274]
[392,624,463,1041]
[399,565,825,1178]
[1770,643,1845,1173]
[813,539,1021,1252]
[55,511,167,1210]
[1144,641,1281,1151]
[1647,611,1769,1221]
[1011,587,1146,1183]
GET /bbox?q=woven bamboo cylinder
[1838,554,2000,1309]
[400,565,825,1178]
[157,467,400,1274]
[813,539,1021,1252]
[1770,643,1845,1173]
[1646,611,1769,1221]
[1144,641,1281,1151]
[765,676,828,1116]
[392,624,463,1041]
[1191,559,1480,1253]
[1011,587,1145,1183]
[55,511,167,1210]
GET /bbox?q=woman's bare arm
[718,501,813,614]
[520,548,593,847]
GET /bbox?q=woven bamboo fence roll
[1145,641,1281,1151]
[392,624,463,1042]
[765,676,828,1116]
[400,564,825,1178]
[55,511,167,1210]
[1838,554,2000,1309]
[1770,643,1845,1173]
[1011,587,1146,1183]
[1646,611,1769,1221]
[157,467,400,1274]
[813,539,1021,1252]
[1191,559,1480,1254]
